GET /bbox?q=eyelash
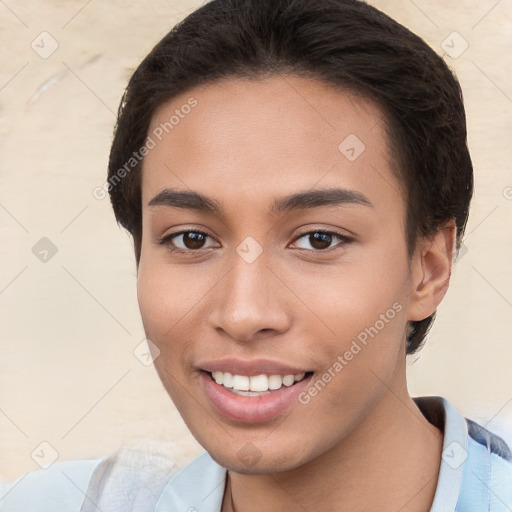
[156,228,353,254]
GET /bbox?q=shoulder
[414,395,512,511]
[0,439,200,512]
[0,458,104,511]
[466,417,512,463]
[460,419,512,509]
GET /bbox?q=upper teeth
[212,371,306,392]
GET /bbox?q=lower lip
[199,371,314,423]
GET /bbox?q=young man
[1,0,510,510]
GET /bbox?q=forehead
[141,75,402,217]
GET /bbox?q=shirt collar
[413,396,468,511]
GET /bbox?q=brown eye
[291,230,352,252]
[308,232,333,250]
[181,232,207,249]
[158,230,216,251]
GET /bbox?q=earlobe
[408,221,457,322]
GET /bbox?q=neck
[222,377,443,512]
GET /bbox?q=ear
[408,221,457,322]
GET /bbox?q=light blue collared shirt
[1,396,511,511]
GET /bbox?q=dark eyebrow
[270,187,372,213]
[148,188,221,213]
[147,187,373,214]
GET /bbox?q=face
[137,75,417,473]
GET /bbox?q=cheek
[290,251,409,333]
[136,264,195,404]
[292,256,410,391]
[137,268,168,338]
[136,259,187,356]
[136,256,204,336]
[136,256,223,379]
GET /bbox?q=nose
[208,247,291,343]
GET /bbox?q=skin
[137,75,455,512]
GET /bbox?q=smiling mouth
[206,370,314,396]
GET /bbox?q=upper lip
[198,358,310,376]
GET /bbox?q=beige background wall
[1,0,511,480]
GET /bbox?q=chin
[215,448,308,475]
[193,430,316,474]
